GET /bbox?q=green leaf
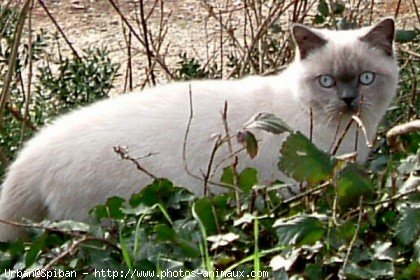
[372,241,397,261]
[318,1,329,17]
[25,234,46,267]
[336,164,374,209]
[396,30,418,43]
[129,179,175,207]
[0,239,24,257]
[220,166,234,185]
[399,261,419,280]
[105,196,126,219]
[365,260,394,278]
[244,112,292,134]
[237,130,258,159]
[305,263,323,280]
[274,214,326,246]
[278,131,336,184]
[155,224,176,242]
[395,206,420,246]
[90,204,108,221]
[333,3,345,15]
[193,197,218,235]
[342,262,371,279]
[314,15,325,24]
[415,239,420,263]
[238,168,258,192]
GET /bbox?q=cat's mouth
[341,104,359,114]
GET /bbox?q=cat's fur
[0,19,398,241]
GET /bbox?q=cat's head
[290,18,399,127]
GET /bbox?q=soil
[3,0,419,93]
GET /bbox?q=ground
[5,0,420,92]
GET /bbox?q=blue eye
[359,71,375,85]
[318,75,335,88]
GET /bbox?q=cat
[0,18,398,241]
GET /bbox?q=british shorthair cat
[0,18,398,240]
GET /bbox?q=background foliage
[0,1,419,279]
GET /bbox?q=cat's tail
[0,179,45,242]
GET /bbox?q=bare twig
[331,118,355,156]
[412,0,420,24]
[351,115,372,148]
[202,135,223,195]
[122,25,133,92]
[7,103,37,131]
[107,0,175,79]
[284,181,331,204]
[386,120,420,152]
[0,146,10,167]
[340,197,364,279]
[181,85,239,191]
[366,185,420,206]
[0,0,31,129]
[113,145,157,180]
[37,0,80,60]
[394,0,402,19]
[139,0,156,86]
[20,0,35,144]
[0,217,118,252]
[43,236,91,271]
[222,101,241,213]
[309,107,313,142]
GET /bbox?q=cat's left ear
[360,18,395,56]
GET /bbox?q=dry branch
[387,119,420,152]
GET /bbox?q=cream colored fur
[0,20,398,241]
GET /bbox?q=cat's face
[291,19,399,126]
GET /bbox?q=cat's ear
[360,18,395,56]
[292,24,327,59]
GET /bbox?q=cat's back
[4,76,280,192]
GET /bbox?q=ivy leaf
[244,112,292,134]
[372,241,397,261]
[25,234,47,267]
[220,166,234,185]
[193,197,218,235]
[270,249,301,271]
[238,168,258,192]
[274,214,326,246]
[278,131,336,184]
[155,224,176,242]
[104,196,125,220]
[237,130,258,159]
[365,260,394,278]
[336,164,374,209]
[333,2,345,15]
[305,263,323,280]
[396,30,418,43]
[207,233,239,250]
[314,15,325,24]
[342,263,371,279]
[318,1,329,17]
[395,206,420,246]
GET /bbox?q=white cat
[0,19,398,241]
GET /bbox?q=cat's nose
[341,96,356,106]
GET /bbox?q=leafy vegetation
[0,1,419,279]
[0,4,119,175]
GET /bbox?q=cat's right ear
[291,24,327,60]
